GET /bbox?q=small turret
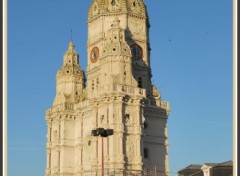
[53,40,86,106]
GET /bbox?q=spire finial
[68,29,75,51]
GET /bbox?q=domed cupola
[57,40,85,79]
[88,0,147,21]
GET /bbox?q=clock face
[90,47,99,63]
[131,44,143,60]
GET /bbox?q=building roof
[178,161,233,174]
[203,160,233,167]
[215,160,233,167]
[178,164,202,173]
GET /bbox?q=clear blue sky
[8,0,233,175]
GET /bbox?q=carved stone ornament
[126,137,135,156]
[125,114,135,126]
[54,130,58,138]
[92,2,99,16]
[129,0,141,13]
[108,0,121,12]
[152,84,161,99]
[128,18,144,35]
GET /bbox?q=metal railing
[76,168,169,176]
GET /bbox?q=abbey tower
[45,0,170,175]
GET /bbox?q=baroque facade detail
[45,0,170,175]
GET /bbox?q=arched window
[143,122,148,129]
[144,148,148,158]
[138,77,143,88]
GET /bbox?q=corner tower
[54,40,86,105]
[45,1,170,175]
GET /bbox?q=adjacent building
[177,161,233,176]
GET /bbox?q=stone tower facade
[45,0,170,175]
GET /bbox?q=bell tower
[87,0,153,97]
[45,1,170,175]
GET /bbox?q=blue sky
[8,0,233,175]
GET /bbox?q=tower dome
[56,40,85,78]
[88,0,148,21]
